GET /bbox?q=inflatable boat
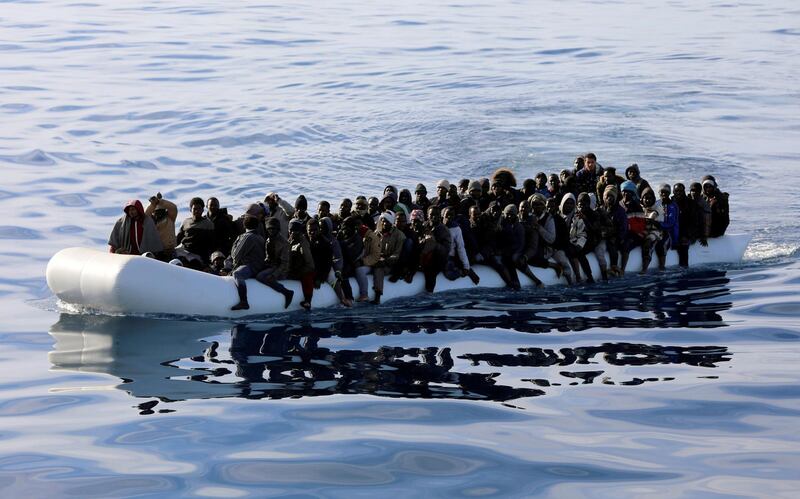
[46,234,750,318]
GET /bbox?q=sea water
[1,1,799,497]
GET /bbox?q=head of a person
[427,205,442,226]
[503,203,518,222]
[379,211,395,233]
[490,180,505,198]
[458,178,470,192]
[548,174,560,190]
[546,197,559,215]
[206,197,220,217]
[560,169,571,183]
[384,185,397,197]
[124,201,141,220]
[535,172,547,188]
[625,164,641,181]
[354,196,368,215]
[468,180,482,200]
[518,200,531,220]
[603,186,617,207]
[210,251,225,269]
[658,184,671,203]
[245,214,260,232]
[702,178,717,196]
[584,153,597,171]
[379,194,395,212]
[448,183,459,201]
[689,182,703,199]
[529,194,546,217]
[395,210,408,229]
[367,197,379,213]
[436,179,450,199]
[487,200,502,219]
[415,183,428,201]
[442,207,455,226]
[294,195,308,214]
[620,180,638,204]
[288,219,305,240]
[561,195,576,216]
[338,198,352,218]
[317,200,331,219]
[522,178,535,196]
[641,188,656,208]
[340,216,357,238]
[573,156,585,172]
[602,167,617,182]
[399,189,412,206]
[306,217,319,240]
[265,217,280,237]
[190,197,204,220]
[481,178,491,196]
[673,182,686,201]
[577,192,591,212]
[264,192,279,209]
[468,205,481,224]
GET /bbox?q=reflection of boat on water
[46,234,750,318]
[49,304,733,410]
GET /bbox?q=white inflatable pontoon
[46,234,750,318]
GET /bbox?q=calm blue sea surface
[1,1,799,496]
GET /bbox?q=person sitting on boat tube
[255,218,294,309]
[144,192,178,261]
[701,175,730,238]
[175,197,215,270]
[230,215,266,311]
[108,199,163,256]
[289,219,315,310]
[370,210,406,304]
[264,192,295,239]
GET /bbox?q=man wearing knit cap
[430,179,450,209]
[371,210,406,304]
[264,192,295,239]
[701,176,730,237]
[414,183,431,213]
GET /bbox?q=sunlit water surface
[1,1,799,497]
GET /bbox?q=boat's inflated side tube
[46,234,751,318]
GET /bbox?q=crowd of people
[107,153,731,311]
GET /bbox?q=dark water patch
[53,225,87,234]
[536,47,586,56]
[770,28,800,36]
[37,35,96,43]
[4,85,45,91]
[0,226,43,240]
[0,190,18,201]
[0,149,55,166]
[66,129,98,137]
[737,301,800,318]
[47,105,93,112]
[52,193,91,207]
[402,45,451,52]
[574,51,604,58]
[0,44,24,51]
[0,103,35,113]
[241,38,323,46]
[152,53,230,60]
[392,20,427,26]
[589,399,800,433]
[0,395,84,417]
[723,384,800,400]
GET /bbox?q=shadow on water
[49,270,734,413]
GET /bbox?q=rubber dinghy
[47,234,750,318]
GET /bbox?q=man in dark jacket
[255,218,294,309]
[371,211,406,304]
[206,197,238,256]
[575,152,604,194]
[176,197,215,269]
[230,215,266,311]
[702,177,730,237]
[672,182,706,267]
[289,219,315,310]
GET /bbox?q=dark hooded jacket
[231,230,265,271]
[207,207,238,256]
[624,164,651,198]
[177,214,215,262]
[108,200,163,255]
